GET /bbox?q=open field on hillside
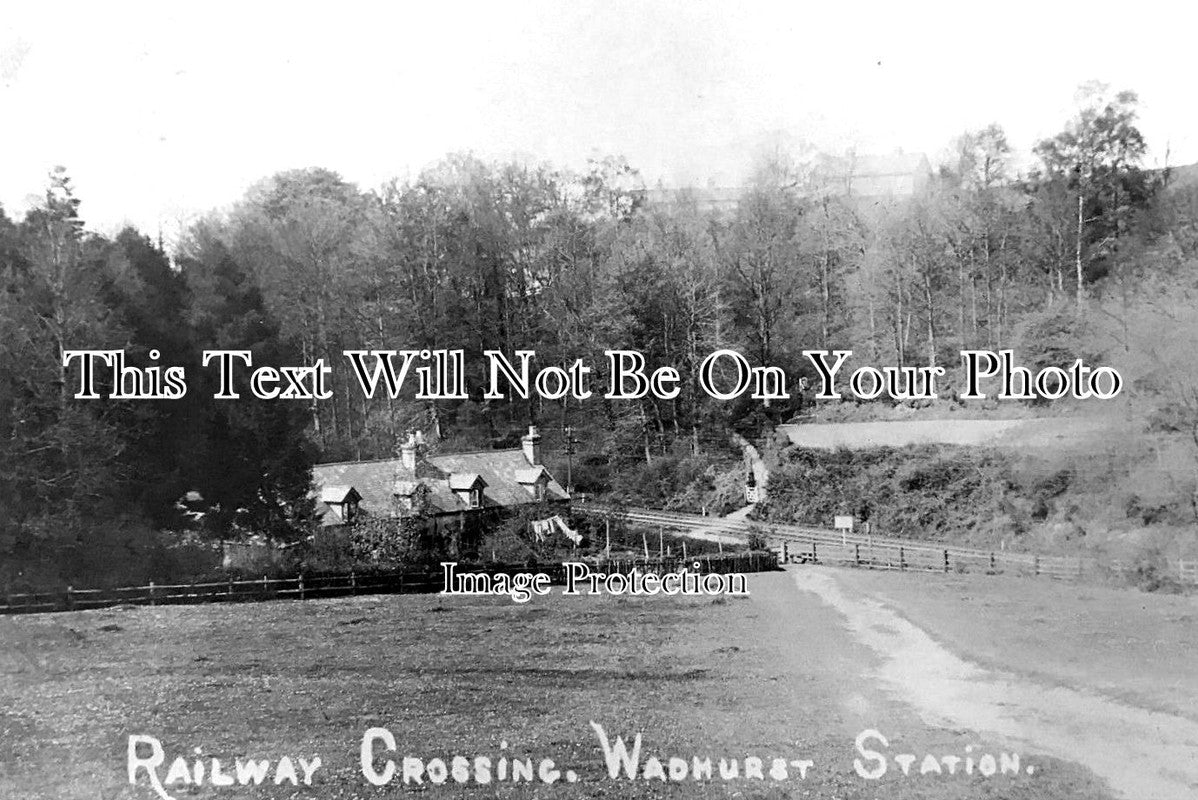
[0,573,1113,800]
[833,568,1198,720]
[779,417,1116,451]
[767,412,1198,562]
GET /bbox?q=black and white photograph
[2,2,1197,798]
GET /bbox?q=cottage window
[469,488,481,509]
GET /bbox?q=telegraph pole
[562,424,579,495]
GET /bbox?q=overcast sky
[1,1,1195,240]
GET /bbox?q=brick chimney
[521,425,542,465]
[400,431,418,472]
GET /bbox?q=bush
[744,524,771,551]
[218,539,297,579]
[1125,541,1184,593]
[606,446,744,514]
[350,516,446,568]
[479,503,579,565]
[762,444,1014,544]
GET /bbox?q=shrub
[350,516,446,567]
[762,444,1014,543]
[744,524,771,551]
[1125,540,1183,593]
[607,447,744,514]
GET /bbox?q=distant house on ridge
[813,151,934,200]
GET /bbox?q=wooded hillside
[4,86,1198,585]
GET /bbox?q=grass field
[1,572,1116,799]
[778,417,1115,451]
[834,568,1198,720]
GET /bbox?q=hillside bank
[756,416,1198,584]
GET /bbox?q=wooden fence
[581,504,1198,586]
[0,551,777,616]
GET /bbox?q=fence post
[1033,555,1040,576]
[811,538,817,563]
[854,543,860,566]
[261,575,268,600]
[298,573,305,601]
[149,581,156,606]
[227,576,234,600]
[351,570,357,595]
[899,547,905,571]
[989,552,995,572]
[66,585,75,612]
[782,542,788,563]
[944,550,950,573]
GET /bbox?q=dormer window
[516,467,550,501]
[319,485,362,525]
[394,480,421,515]
[448,473,487,511]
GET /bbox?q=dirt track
[791,565,1198,800]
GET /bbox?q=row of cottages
[312,426,570,546]
[639,152,933,216]
[811,151,934,199]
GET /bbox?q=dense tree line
[4,85,1197,586]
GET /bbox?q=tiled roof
[319,485,359,504]
[515,466,548,485]
[849,153,931,177]
[310,459,410,517]
[813,152,933,198]
[427,449,568,506]
[448,473,485,491]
